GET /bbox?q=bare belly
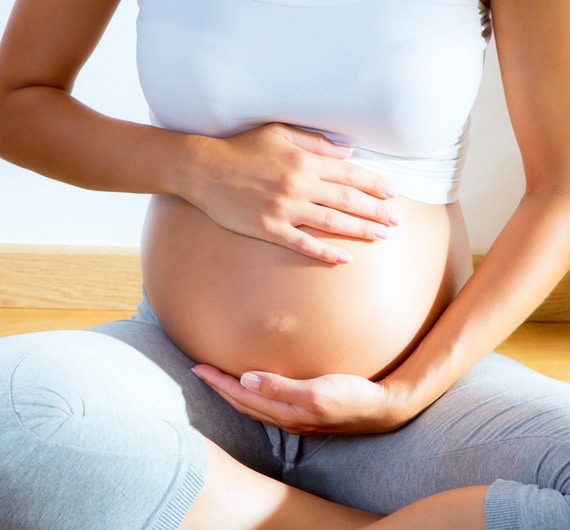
[141,194,473,380]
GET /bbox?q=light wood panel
[497,322,570,382]
[0,245,141,310]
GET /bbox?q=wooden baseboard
[1,245,569,322]
[0,245,141,311]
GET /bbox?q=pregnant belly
[141,194,472,380]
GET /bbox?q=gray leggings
[1,296,569,529]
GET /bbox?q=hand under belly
[141,194,472,380]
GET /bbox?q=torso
[136,0,489,379]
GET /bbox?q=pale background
[0,1,524,254]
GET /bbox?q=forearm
[384,191,570,426]
[0,85,202,197]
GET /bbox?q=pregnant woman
[0,1,569,529]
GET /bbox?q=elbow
[523,155,570,203]
[522,176,570,225]
[523,185,570,219]
[521,182,570,246]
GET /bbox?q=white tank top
[136,0,492,204]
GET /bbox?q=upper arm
[491,0,570,196]
[0,0,121,94]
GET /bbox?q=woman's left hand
[191,364,404,435]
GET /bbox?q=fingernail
[375,225,390,240]
[191,368,204,380]
[334,144,353,159]
[241,372,261,392]
[388,211,402,226]
[336,251,353,264]
[384,184,399,199]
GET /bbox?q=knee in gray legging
[483,367,570,530]
[487,478,570,530]
[0,330,208,530]
[486,437,570,530]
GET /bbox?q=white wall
[0,1,524,253]
[0,0,149,248]
[462,38,525,254]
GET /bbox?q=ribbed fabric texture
[150,429,209,529]
[486,479,570,530]
[485,480,522,530]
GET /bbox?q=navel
[264,312,298,334]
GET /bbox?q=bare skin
[0,0,569,528]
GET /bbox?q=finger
[319,158,399,199]
[241,371,323,405]
[275,224,354,264]
[205,380,285,425]
[193,365,308,425]
[299,205,392,241]
[309,186,401,228]
[273,123,354,160]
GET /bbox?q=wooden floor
[1,308,568,383]
[495,322,570,382]
[0,308,132,336]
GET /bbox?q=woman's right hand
[183,123,399,264]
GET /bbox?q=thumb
[240,371,312,403]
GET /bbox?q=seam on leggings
[293,436,570,472]
[444,397,570,443]
[412,435,570,461]
[8,348,71,440]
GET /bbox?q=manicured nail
[241,372,261,392]
[375,225,390,240]
[384,184,399,199]
[336,251,353,264]
[191,368,204,380]
[388,211,402,226]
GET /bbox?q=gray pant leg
[278,354,570,529]
[0,330,207,530]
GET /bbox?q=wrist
[163,133,219,203]
[375,374,422,431]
